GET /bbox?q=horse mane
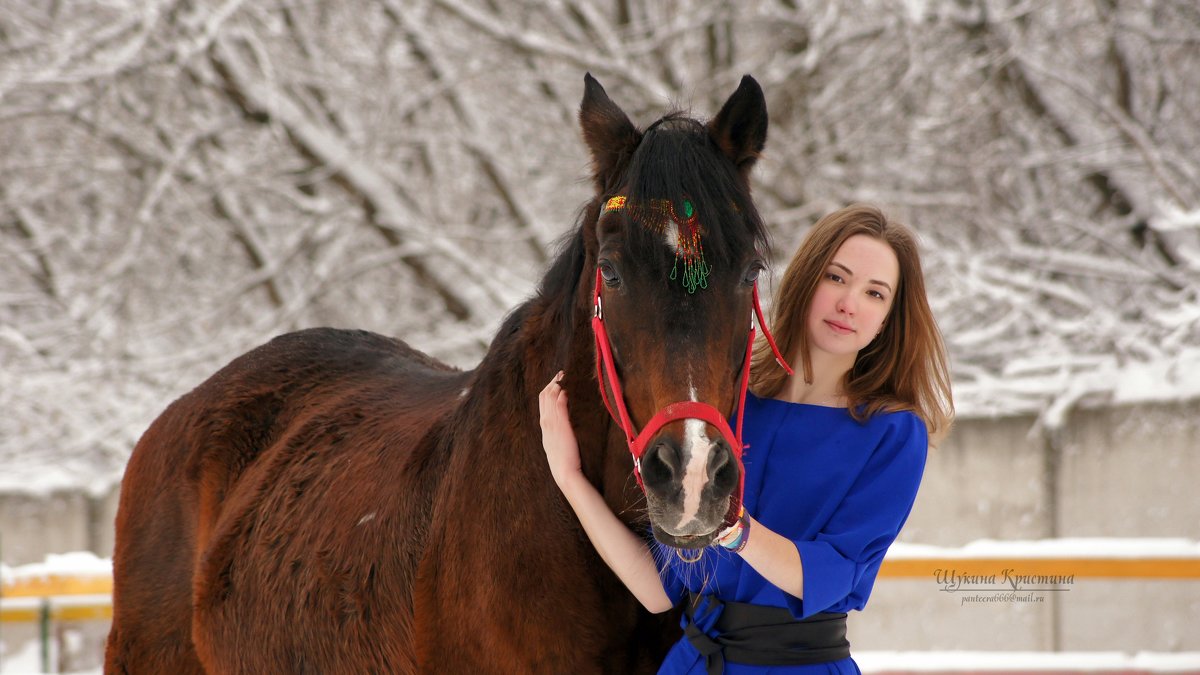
[535,223,588,369]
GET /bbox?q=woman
[540,205,953,673]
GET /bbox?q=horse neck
[455,275,633,515]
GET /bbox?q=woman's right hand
[539,371,582,488]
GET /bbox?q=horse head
[577,74,777,550]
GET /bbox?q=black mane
[534,224,587,365]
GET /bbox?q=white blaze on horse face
[664,221,682,254]
[675,383,716,533]
[676,417,717,533]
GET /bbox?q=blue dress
[655,392,928,674]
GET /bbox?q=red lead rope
[591,269,793,527]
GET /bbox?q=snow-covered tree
[2,0,1197,490]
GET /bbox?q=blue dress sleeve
[787,412,928,619]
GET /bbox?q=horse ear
[579,73,641,191]
[708,75,768,174]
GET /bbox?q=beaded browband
[602,195,710,294]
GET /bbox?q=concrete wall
[2,398,1198,657]
[1059,400,1200,539]
[0,490,118,566]
[900,398,1200,546]
[901,412,1054,545]
[853,397,1200,653]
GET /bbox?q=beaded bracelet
[717,508,751,553]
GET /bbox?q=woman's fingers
[539,372,566,413]
[539,371,564,398]
[539,372,571,436]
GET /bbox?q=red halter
[590,269,793,527]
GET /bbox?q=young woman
[540,205,953,673]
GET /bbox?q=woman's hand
[539,371,582,487]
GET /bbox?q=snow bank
[889,538,1200,559]
[1,552,111,587]
[857,650,1200,671]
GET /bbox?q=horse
[105,73,774,673]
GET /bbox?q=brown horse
[106,73,772,673]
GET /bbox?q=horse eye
[599,261,621,286]
[743,263,764,285]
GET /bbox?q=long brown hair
[750,205,954,441]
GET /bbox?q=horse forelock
[622,112,769,270]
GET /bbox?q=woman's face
[806,234,899,359]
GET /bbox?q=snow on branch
[209,33,520,319]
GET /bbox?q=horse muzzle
[632,403,744,537]
[639,424,740,545]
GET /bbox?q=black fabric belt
[682,592,851,675]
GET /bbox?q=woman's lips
[825,320,854,335]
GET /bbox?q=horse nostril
[641,441,681,487]
[709,441,738,494]
[707,441,730,475]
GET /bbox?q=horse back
[107,327,466,673]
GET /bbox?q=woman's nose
[836,292,855,315]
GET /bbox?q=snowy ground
[1,642,100,675]
[856,651,1200,672]
[4,646,1200,674]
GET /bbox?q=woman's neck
[780,349,854,407]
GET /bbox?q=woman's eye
[868,290,886,300]
[599,261,620,286]
[825,272,843,283]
